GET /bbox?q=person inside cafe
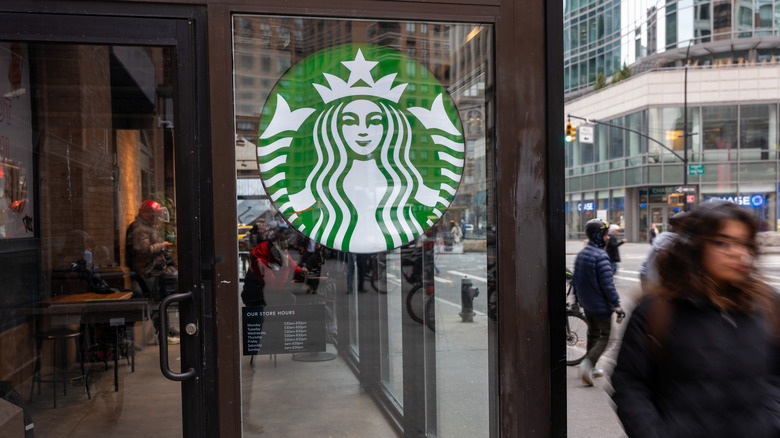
[126,200,178,344]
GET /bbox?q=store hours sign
[256,44,465,253]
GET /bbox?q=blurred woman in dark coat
[612,201,780,438]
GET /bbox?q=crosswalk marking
[447,270,487,283]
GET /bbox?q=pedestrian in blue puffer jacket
[573,218,625,386]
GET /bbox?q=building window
[666,8,677,49]
[713,0,732,40]
[739,104,777,160]
[702,106,738,161]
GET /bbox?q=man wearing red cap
[126,200,177,343]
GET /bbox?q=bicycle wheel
[405,284,424,324]
[370,257,389,294]
[566,312,588,366]
[424,293,435,332]
[370,272,388,294]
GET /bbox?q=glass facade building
[565,0,780,241]
[0,1,565,437]
[566,0,780,96]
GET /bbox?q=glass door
[650,206,669,233]
[0,11,209,437]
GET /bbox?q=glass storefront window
[232,16,496,437]
[581,192,596,224]
[597,190,609,212]
[610,188,625,227]
[0,41,184,436]
[702,183,775,231]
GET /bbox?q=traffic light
[668,193,684,206]
[565,123,573,142]
[570,125,577,141]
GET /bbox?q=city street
[565,239,780,437]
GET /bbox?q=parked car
[464,224,474,232]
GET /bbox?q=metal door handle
[159,291,196,381]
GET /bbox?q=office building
[565,0,780,241]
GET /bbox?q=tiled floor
[21,321,398,437]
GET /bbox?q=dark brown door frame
[0,2,217,436]
[209,2,564,438]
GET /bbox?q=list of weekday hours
[242,305,327,356]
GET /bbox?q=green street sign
[256,44,465,253]
[688,164,705,175]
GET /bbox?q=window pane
[740,104,776,161]
[739,162,776,181]
[233,16,496,437]
[702,106,738,161]
[1,41,182,435]
[608,117,624,159]
[713,0,732,40]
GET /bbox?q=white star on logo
[342,49,378,87]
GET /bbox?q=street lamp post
[682,41,692,210]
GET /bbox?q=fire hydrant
[460,278,480,322]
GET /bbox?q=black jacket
[573,241,620,318]
[612,295,780,438]
[606,234,624,263]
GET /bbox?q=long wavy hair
[308,99,422,251]
[653,201,780,331]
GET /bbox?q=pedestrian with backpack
[573,218,626,386]
[612,201,780,437]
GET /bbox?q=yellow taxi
[238,225,252,251]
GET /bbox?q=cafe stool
[29,328,91,408]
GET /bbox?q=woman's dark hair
[654,201,778,323]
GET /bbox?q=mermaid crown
[313,49,408,104]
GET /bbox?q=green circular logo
[257,44,465,253]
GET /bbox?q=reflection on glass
[0,41,182,436]
[702,106,738,161]
[739,104,776,161]
[234,16,495,437]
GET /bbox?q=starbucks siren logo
[257,44,464,253]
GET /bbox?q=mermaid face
[340,100,384,156]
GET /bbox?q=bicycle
[565,268,589,366]
[369,242,436,331]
